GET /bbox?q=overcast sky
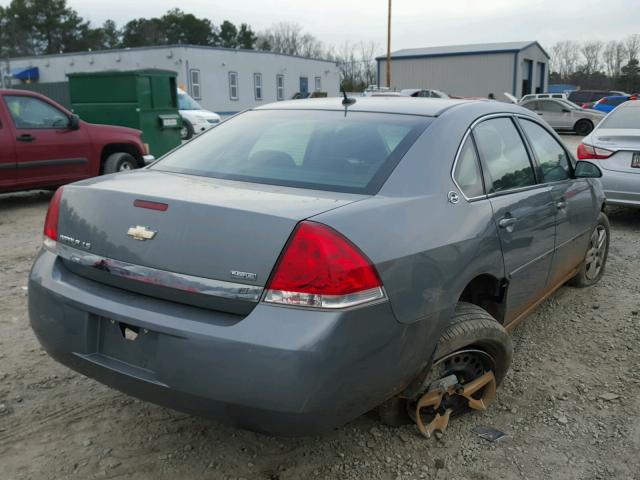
[4,0,639,54]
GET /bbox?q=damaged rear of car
[29,98,606,436]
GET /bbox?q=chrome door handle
[556,201,567,210]
[498,217,517,229]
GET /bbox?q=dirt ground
[1,135,640,480]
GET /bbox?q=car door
[538,100,572,129]
[518,117,598,287]
[472,116,556,324]
[0,99,17,191]
[3,94,91,189]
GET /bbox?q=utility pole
[386,0,392,88]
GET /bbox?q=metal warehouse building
[377,41,549,101]
[5,45,341,113]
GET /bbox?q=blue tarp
[11,67,39,81]
[548,83,577,93]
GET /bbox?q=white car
[577,100,640,208]
[520,93,568,103]
[178,88,221,140]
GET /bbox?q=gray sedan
[520,98,604,135]
[578,100,640,207]
[29,97,608,436]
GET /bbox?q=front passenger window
[520,119,571,182]
[473,118,536,193]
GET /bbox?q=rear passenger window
[453,136,484,198]
[473,118,536,193]
[520,119,571,182]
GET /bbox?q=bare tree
[603,40,627,78]
[551,41,581,78]
[257,22,324,58]
[580,40,604,75]
[625,33,640,62]
[331,41,380,91]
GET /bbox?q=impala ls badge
[127,225,156,241]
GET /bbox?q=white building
[6,45,341,113]
[377,41,550,101]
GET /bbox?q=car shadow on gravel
[0,190,53,212]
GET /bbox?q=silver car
[520,98,604,136]
[578,100,640,207]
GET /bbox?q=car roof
[618,99,640,108]
[254,97,481,117]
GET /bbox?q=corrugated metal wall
[378,53,515,101]
[10,82,70,109]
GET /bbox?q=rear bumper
[28,249,429,436]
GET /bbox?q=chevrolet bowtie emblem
[127,225,157,241]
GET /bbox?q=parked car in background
[577,100,640,207]
[520,93,568,103]
[592,94,637,114]
[0,89,152,194]
[178,88,221,140]
[568,90,628,108]
[520,98,604,135]
[400,88,450,98]
[30,97,608,436]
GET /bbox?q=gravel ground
[1,134,639,480]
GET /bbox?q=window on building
[190,69,201,100]
[314,76,322,91]
[276,75,285,101]
[254,73,263,101]
[229,72,238,100]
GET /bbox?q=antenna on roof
[341,84,356,106]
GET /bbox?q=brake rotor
[411,349,497,438]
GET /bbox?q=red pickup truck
[0,89,154,194]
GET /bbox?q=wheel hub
[585,225,606,280]
[413,349,497,439]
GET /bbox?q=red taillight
[577,143,613,160]
[264,221,385,309]
[43,187,64,242]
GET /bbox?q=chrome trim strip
[56,243,263,302]
[450,113,519,202]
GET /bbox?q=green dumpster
[68,69,181,157]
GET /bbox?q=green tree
[216,20,238,48]
[100,20,121,49]
[161,8,214,45]
[121,17,165,48]
[620,58,640,92]
[236,23,257,49]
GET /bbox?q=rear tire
[103,152,138,174]
[180,119,194,140]
[569,212,610,287]
[378,302,512,426]
[574,119,593,136]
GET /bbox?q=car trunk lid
[593,129,640,174]
[57,170,366,314]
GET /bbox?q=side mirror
[68,114,80,130]
[574,161,602,178]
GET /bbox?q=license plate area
[632,152,640,168]
[98,317,158,370]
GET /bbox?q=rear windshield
[152,109,430,194]
[599,106,640,129]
